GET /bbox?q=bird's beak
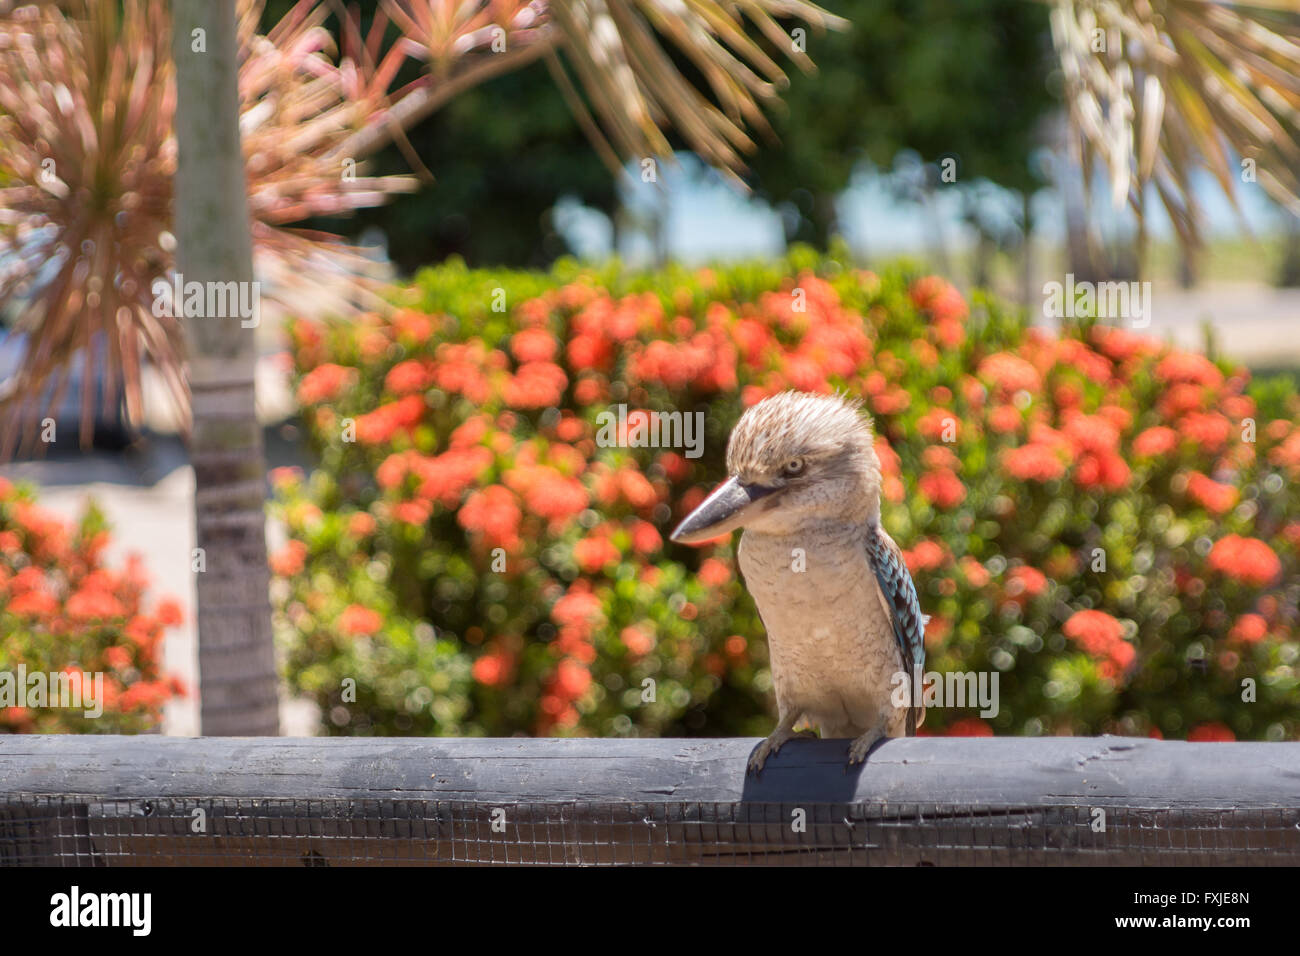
[670,475,779,544]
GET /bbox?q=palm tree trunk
[172,0,279,735]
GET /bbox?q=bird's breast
[737,526,903,715]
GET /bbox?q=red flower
[414,446,494,507]
[1091,326,1152,362]
[104,645,132,670]
[1159,383,1207,418]
[7,589,58,617]
[339,604,382,637]
[989,404,1021,433]
[573,534,620,573]
[1073,452,1130,492]
[1228,613,1268,645]
[348,513,377,538]
[870,387,911,415]
[503,361,567,408]
[629,520,662,555]
[1268,429,1300,472]
[1155,351,1223,388]
[1056,339,1113,384]
[917,408,958,441]
[1133,426,1177,457]
[511,328,558,363]
[1207,535,1282,587]
[550,586,604,634]
[458,486,522,550]
[1210,390,1251,419]
[1178,412,1231,451]
[910,276,968,325]
[567,332,613,371]
[553,659,592,700]
[959,557,990,588]
[393,500,432,525]
[472,651,514,687]
[922,445,959,470]
[1187,722,1235,742]
[554,415,586,443]
[1063,609,1122,647]
[918,469,966,509]
[296,363,354,405]
[903,540,948,573]
[391,309,434,344]
[519,470,587,523]
[1062,412,1120,456]
[355,395,425,445]
[1063,609,1134,673]
[945,717,993,737]
[618,468,658,509]
[384,359,433,395]
[269,466,303,489]
[1006,566,1048,600]
[1185,473,1238,515]
[620,626,655,657]
[269,539,308,577]
[698,557,732,587]
[156,599,183,628]
[66,588,127,621]
[1003,443,1065,482]
[977,352,1041,395]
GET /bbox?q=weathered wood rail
[1,735,1297,865]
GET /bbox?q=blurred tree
[270,0,1057,269]
[345,65,619,270]
[745,0,1056,252]
[173,0,280,735]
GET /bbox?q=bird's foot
[846,728,885,765]
[747,727,815,776]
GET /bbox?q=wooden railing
[1,735,1297,865]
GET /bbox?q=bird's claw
[846,729,884,766]
[747,728,815,776]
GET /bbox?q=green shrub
[0,479,186,732]
[273,249,1300,741]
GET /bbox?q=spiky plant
[0,0,418,453]
[0,0,179,453]
[1,0,844,452]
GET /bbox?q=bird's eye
[782,458,806,477]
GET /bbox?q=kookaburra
[670,391,925,772]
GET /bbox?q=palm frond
[1050,0,1300,261]
[380,0,848,186]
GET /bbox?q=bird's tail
[905,662,925,736]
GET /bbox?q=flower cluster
[274,249,1300,741]
[0,479,185,732]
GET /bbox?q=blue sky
[554,152,1290,266]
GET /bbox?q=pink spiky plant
[0,0,845,452]
[0,0,419,453]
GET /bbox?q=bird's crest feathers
[726,390,876,479]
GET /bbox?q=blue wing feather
[865,524,926,733]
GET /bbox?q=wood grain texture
[2,735,1298,808]
[3,736,1298,865]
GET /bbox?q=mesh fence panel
[3,795,1297,866]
